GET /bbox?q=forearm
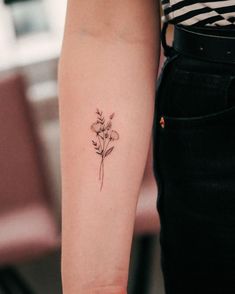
[58,1,161,293]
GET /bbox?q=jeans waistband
[161,22,235,64]
[177,24,235,37]
[173,24,235,64]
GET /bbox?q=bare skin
[58,1,161,293]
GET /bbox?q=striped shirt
[161,0,235,27]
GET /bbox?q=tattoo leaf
[105,146,114,157]
[95,144,102,151]
[109,113,115,119]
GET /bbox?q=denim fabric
[152,27,235,294]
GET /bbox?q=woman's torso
[161,0,235,27]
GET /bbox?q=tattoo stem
[97,134,102,180]
[99,129,106,189]
[100,158,104,191]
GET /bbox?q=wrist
[82,286,127,294]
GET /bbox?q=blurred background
[0,0,173,293]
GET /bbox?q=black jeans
[152,24,235,294]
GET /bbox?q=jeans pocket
[154,72,235,213]
[153,55,235,221]
[157,103,235,226]
[158,103,235,179]
[154,60,235,181]
[159,67,233,119]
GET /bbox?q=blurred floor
[17,250,62,294]
[128,235,165,294]
[149,237,164,294]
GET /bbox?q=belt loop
[161,21,174,58]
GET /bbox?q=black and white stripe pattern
[161,0,235,26]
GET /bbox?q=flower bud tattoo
[90,108,120,191]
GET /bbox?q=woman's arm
[58,0,161,293]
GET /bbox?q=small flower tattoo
[90,108,120,191]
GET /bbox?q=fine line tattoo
[90,108,120,191]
